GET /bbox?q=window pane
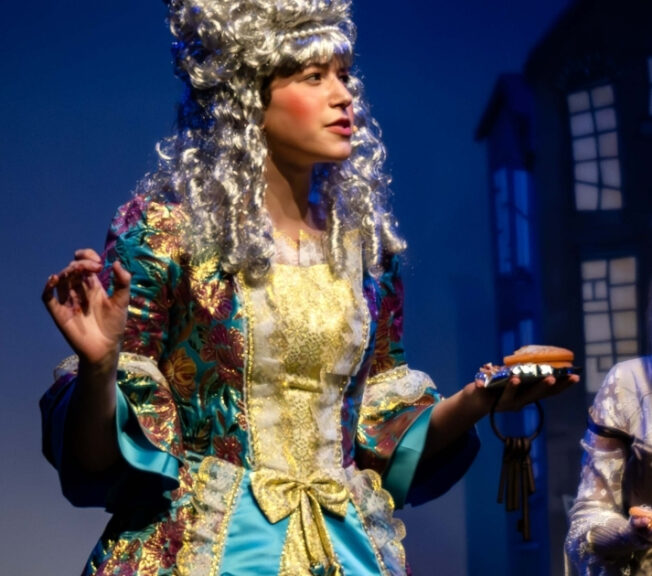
[585,313,612,342]
[610,285,636,310]
[591,85,614,108]
[584,300,609,312]
[501,330,515,358]
[568,91,591,113]
[576,161,599,183]
[494,168,508,191]
[497,231,510,274]
[573,137,598,161]
[582,260,607,280]
[595,280,608,299]
[598,132,618,157]
[519,319,534,344]
[585,357,603,393]
[494,168,511,275]
[600,159,621,188]
[583,282,593,300]
[516,215,530,268]
[571,112,595,136]
[595,108,617,131]
[599,354,615,371]
[610,257,637,284]
[616,339,638,354]
[601,188,622,210]
[575,183,599,210]
[613,311,637,339]
[513,170,529,215]
[587,342,613,355]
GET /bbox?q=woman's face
[263,59,354,169]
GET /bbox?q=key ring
[491,399,544,542]
[489,399,544,442]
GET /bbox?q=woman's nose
[330,78,353,109]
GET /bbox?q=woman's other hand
[486,373,580,413]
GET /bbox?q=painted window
[493,168,533,276]
[500,318,540,481]
[567,84,621,211]
[581,256,639,393]
[500,319,536,367]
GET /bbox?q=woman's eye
[304,72,322,82]
[339,73,350,84]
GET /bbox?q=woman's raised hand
[42,249,131,367]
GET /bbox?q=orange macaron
[503,345,574,368]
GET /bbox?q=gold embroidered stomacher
[250,469,349,576]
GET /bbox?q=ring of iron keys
[490,399,544,542]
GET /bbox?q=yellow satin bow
[250,469,349,575]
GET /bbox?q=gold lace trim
[176,458,244,576]
[366,364,410,386]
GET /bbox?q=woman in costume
[566,358,652,575]
[41,1,573,574]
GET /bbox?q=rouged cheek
[278,92,316,121]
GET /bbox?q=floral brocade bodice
[114,205,376,474]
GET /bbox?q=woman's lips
[326,119,352,136]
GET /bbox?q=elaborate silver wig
[143,0,405,280]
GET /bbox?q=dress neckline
[272,228,327,267]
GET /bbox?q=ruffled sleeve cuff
[356,366,478,507]
[381,405,432,508]
[40,354,182,510]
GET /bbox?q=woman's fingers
[109,260,132,309]
[496,372,580,411]
[112,260,131,288]
[58,268,95,307]
[43,251,131,365]
[41,274,60,308]
[64,259,103,275]
[43,254,103,314]
[45,259,132,328]
[74,248,102,263]
[73,281,91,314]
[494,377,547,411]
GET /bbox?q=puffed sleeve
[565,361,652,574]
[356,254,480,508]
[40,195,185,510]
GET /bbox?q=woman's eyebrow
[303,62,330,71]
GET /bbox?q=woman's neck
[265,156,322,239]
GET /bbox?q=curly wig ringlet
[145,0,405,280]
